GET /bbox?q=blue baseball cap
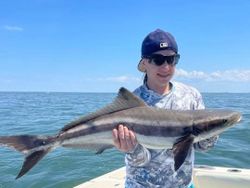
[138,29,179,72]
[141,29,178,57]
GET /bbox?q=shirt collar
[139,82,174,104]
[142,82,174,97]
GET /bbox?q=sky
[0,0,250,93]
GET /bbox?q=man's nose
[160,62,172,69]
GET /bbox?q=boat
[74,165,250,188]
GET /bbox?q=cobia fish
[0,87,242,179]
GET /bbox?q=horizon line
[0,90,249,94]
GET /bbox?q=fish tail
[0,135,56,179]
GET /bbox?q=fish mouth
[227,111,242,127]
[233,112,241,123]
[236,116,242,123]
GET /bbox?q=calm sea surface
[0,92,249,188]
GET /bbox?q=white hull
[75,165,250,188]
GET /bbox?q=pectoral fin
[173,135,194,171]
[95,145,113,154]
[62,143,113,154]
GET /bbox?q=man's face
[142,55,178,88]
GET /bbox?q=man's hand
[112,124,137,153]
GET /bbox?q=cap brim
[152,49,176,56]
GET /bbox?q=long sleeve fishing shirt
[125,81,218,188]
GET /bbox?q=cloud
[3,25,24,32]
[175,69,250,82]
[86,69,250,85]
[104,76,141,83]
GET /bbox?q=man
[112,29,218,188]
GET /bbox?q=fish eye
[223,119,228,123]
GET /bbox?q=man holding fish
[0,29,241,185]
[112,29,218,188]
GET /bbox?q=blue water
[0,92,249,188]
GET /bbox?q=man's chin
[157,75,172,83]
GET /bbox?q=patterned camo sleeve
[126,144,151,167]
[194,135,219,152]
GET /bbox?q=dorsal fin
[60,87,147,132]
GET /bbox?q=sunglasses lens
[166,56,175,65]
[153,56,165,66]
[174,55,180,64]
[150,55,179,66]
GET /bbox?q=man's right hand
[112,124,137,153]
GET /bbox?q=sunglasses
[145,54,180,66]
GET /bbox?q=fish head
[192,109,242,140]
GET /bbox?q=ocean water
[0,92,249,188]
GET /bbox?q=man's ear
[138,59,147,72]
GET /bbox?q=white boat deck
[75,165,250,188]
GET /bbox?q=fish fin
[61,87,147,132]
[95,145,113,154]
[62,143,113,154]
[0,135,54,153]
[0,135,55,179]
[16,148,51,179]
[173,135,194,171]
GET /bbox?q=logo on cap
[160,42,168,48]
